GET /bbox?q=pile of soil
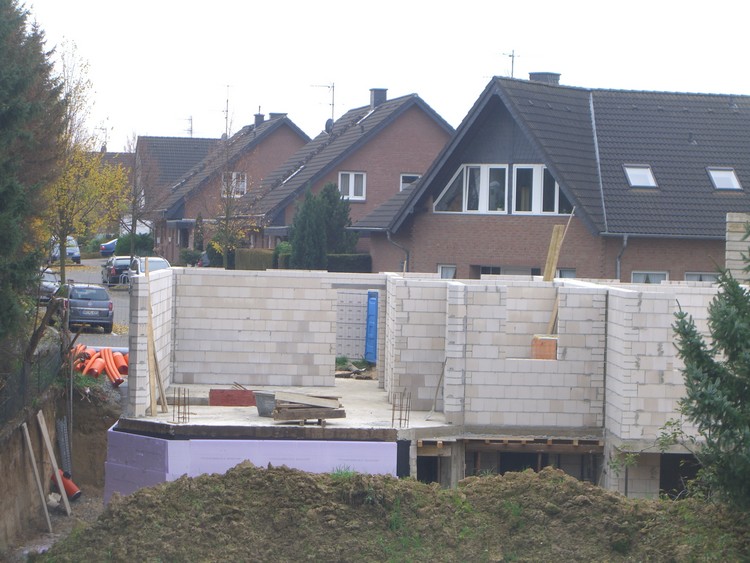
[31,463,750,562]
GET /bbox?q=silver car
[55,283,114,333]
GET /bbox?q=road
[63,257,129,350]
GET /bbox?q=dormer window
[624,165,657,188]
[707,167,742,190]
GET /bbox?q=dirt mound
[33,463,750,562]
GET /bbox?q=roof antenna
[312,82,335,122]
[503,50,519,78]
[185,116,193,137]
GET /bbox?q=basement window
[707,167,742,190]
[685,272,719,282]
[624,165,657,188]
[632,271,668,284]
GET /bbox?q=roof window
[707,167,742,190]
[623,165,657,188]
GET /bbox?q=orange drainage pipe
[102,348,124,387]
[82,351,101,375]
[112,352,128,375]
[85,357,105,378]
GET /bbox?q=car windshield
[70,287,109,300]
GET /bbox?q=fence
[0,347,61,425]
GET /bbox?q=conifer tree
[0,0,65,340]
[289,190,327,269]
[673,268,750,509]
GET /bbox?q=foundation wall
[104,425,397,504]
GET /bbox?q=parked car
[55,282,114,333]
[127,256,171,278]
[99,238,118,257]
[101,255,131,286]
[50,236,81,264]
[38,268,60,304]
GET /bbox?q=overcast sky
[25,0,749,152]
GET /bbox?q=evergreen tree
[318,182,358,254]
[0,0,65,340]
[194,213,205,251]
[673,268,750,509]
[289,190,326,269]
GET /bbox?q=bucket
[51,469,81,501]
[254,391,276,417]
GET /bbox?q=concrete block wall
[336,290,368,359]
[128,268,175,417]
[383,276,448,409]
[171,269,338,387]
[726,212,749,279]
[458,283,605,428]
[605,284,715,442]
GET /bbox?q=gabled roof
[160,115,310,218]
[136,136,219,193]
[241,93,453,221]
[360,76,750,239]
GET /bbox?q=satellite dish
[324,118,334,134]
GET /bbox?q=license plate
[81,309,98,316]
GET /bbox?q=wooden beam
[21,422,52,533]
[36,411,71,516]
[274,391,340,409]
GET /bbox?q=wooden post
[36,411,71,516]
[21,422,53,533]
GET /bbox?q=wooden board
[21,422,53,533]
[272,407,346,422]
[274,391,340,409]
[36,411,71,516]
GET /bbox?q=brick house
[152,114,310,264]
[240,88,454,251]
[135,135,220,244]
[357,73,750,280]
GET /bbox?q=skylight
[707,167,742,190]
[623,165,657,188]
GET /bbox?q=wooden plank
[274,391,340,409]
[543,224,566,282]
[36,411,71,516]
[21,422,53,533]
[272,407,346,422]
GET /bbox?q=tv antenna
[312,82,335,122]
[185,116,193,137]
[503,50,519,78]
[223,85,231,137]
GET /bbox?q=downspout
[616,234,629,281]
[386,231,409,273]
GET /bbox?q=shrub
[179,248,202,266]
[236,249,274,270]
[327,253,371,273]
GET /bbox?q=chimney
[528,72,561,86]
[370,88,387,109]
[254,113,265,126]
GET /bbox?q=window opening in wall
[400,173,421,191]
[623,165,657,188]
[632,271,668,284]
[222,171,247,197]
[438,264,456,279]
[685,272,719,282]
[707,167,742,190]
[557,268,576,278]
[339,171,366,200]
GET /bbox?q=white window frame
[339,171,366,200]
[631,271,668,284]
[222,171,247,198]
[513,164,572,214]
[707,167,742,190]
[400,173,421,191]
[434,164,508,213]
[623,165,657,188]
[438,264,457,279]
[685,272,719,283]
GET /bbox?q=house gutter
[386,231,409,273]
[616,234,628,281]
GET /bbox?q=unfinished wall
[128,268,174,417]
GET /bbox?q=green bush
[116,233,154,256]
[180,248,202,266]
[236,249,274,270]
[273,241,292,269]
[327,253,371,273]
